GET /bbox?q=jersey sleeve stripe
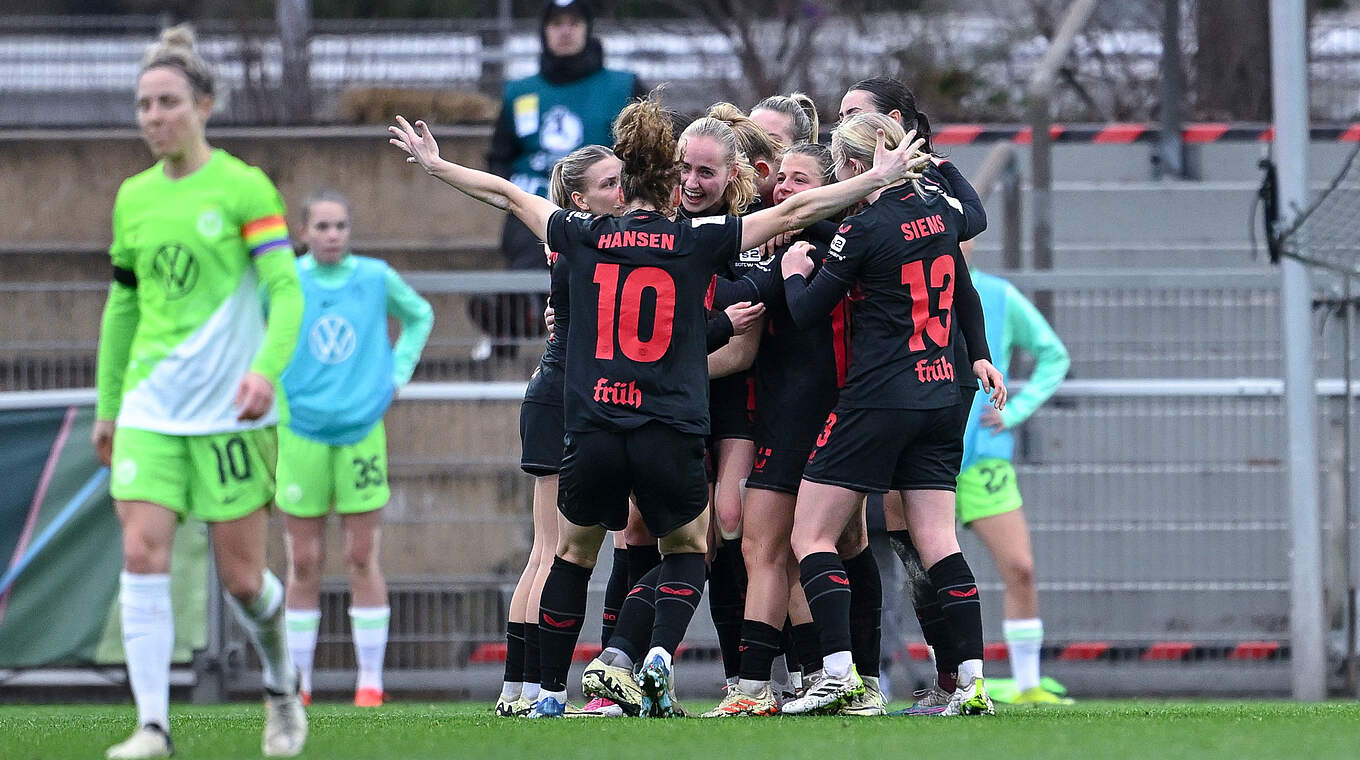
[242,215,291,257]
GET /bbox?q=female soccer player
[94,25,307,758]
[494,144,626,717]
[703,143,846,717]
[778,113,1005,717]
[751,92,821,147]
[837,76,998,715]
[388,90,924,718]
[277,190,433,709]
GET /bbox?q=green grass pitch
[4,701,1360,760]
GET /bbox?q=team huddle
[94,3,1072,757]
[391,72,1013,717]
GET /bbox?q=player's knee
[122,532,171,574]
[220,566,262,602]
[344,541,378,577]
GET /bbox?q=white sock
[958,658,983,685]
[285,609,321,695]
[227,570,296,694]
[822,650,853,679]
[499,681,523,701]
[601,646,633,670]
[349,605,390,692]
[1004,617,1044,692]
[737,678,769,695]
[522,683,541,702]
[120,572,173,731]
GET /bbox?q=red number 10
[593,263,676,362]
[901,255,955,351]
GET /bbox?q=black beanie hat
[541,0,594,32]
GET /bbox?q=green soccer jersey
[96,149,303,435]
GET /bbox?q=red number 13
[901,255,955,351]
[593,263,676,362]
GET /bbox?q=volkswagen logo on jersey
[309,314,357,364]
[151,242,199,299]
[539,105,585,154]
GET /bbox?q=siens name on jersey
[593,377,643,408]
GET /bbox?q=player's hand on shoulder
[92,419,115,467]
[388,115,442,174]
[724,301,765,335]
[972,359,1007,411]
[234,371,275,421]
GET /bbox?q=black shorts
[519,401,565,476]
[745,441,812,495]
[801,405,962,493]
[558,421,709,537]
[710,373,755,440]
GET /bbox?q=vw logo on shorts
[114,458,138,486]
[308,314,356,364]
[283,483,303,504]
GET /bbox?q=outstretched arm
[739,129,927,250]
[389,115,559,242]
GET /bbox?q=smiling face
[751,107,796,148]
[573,155,624,215]
[136,66,211,161]
[302,201,350,264]
[678,135,736,215]
[773,152,827,204]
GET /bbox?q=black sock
[523,621,542,685]
[780,619,799,674]
[799,552,853,657]
[650,552,707,654]
[608,564,660,662]
[537,556,591,692]
[708,539,748,679]
[793,622,822,673]
[602,547,629,648]
[928,552,984,664]
[843,546,883,678]
[737,619,784,682]
[890,530,959,674]
[626,543,662,587]
[504,621,526,684]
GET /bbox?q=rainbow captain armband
[242,215,291,257]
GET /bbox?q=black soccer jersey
[753,226,850,445]
[783,181,974,411]
[547,208,744,434]
[524,249,572,406]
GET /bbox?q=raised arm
[740,129,926,250]
[389,115,559,242]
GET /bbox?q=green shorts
[955,457,1023,525]
[275,423,390,518]
[110,426,277,523]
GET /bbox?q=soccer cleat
[838,675,886,716]
[353,687,384,707]
[495,695,531,717]
[942,677,995,716]
[780,665,864,715]
[526,695,566,718]
[106,724,173,759]
[638,650,679,718]
[582,656,644,716]
[889,677,952,716]
[263,691,309,757]
[701,683,780,717]
[566,697,625,717]
[1011,685,1074,705]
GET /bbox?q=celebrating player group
[390,66,1010,718]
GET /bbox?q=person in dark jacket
[472,0,646,361]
